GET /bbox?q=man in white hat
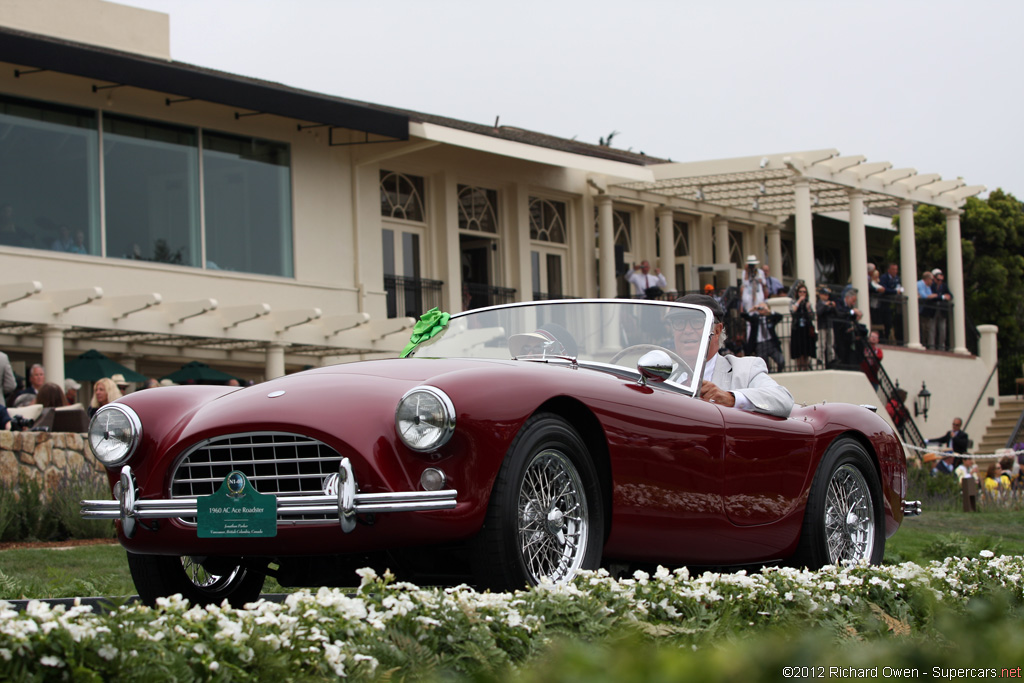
[64,377,81,406]
[740,255,767,313]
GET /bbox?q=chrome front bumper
[80,457,458,538]
[903,500,922,516]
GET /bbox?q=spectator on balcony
[0,348,14,407]
[860,330,884,390]
[868,267,885,322]
[833,287,865,367]
[931,268,953,351]
[762,264,784,297]
[879,262,904,343]
[626,260,666,299]
[64,378,81,406]
[789,281,816,371]
[740,255,767,313]
[917,270,940,349]
[742,302,784,373]
[12,363,46,408]
[815,285,837,367]
[33,382,67,409]
[89,377,123,418]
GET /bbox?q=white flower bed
[1,555,1022,680]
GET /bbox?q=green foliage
[922,532,1004,561]
[510,591,1024,683]
[0,468,114,543]
[0,472,57,542]
[2,557,1023,682]
[45,466,116,541]
[904,464,962,512]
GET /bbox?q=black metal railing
[463,282,516,310]
[384,275,444,319]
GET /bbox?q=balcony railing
[384,275,444,319]
[464,282,516,310]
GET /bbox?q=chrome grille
[171,432,342,524]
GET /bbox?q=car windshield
[408,300,712,395]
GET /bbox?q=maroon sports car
[82,299,916,606]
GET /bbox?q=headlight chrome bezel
[395,386,456,453]
[88,403,143,468]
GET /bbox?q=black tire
[792,437,885,569]
[474,413,604,591]
[127,553,266,607]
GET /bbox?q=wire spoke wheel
[823,463,875,563]
[181,556,241,591]
[517,449,589,583]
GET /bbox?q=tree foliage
[889,189,1024,353]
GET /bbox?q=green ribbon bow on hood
[400,307,451,358]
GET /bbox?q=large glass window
[203,132,292,276]
[0,95,99,254]
[103,114,200,266]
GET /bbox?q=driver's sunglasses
[669,318,707,332]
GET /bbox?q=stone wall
[0,431,104,491]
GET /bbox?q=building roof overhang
[0,26,409,140]
[614,149,985,218]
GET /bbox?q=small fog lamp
[420,468,447,491]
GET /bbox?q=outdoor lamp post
[914,381,931,421]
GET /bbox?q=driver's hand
[700,380,735,407]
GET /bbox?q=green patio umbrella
[64,349,148,383]
[160,361,239,384]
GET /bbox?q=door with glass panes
[382,225,423,318]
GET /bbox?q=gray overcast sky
[119,0,1023,198]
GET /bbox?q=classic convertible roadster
[82,299,915,606]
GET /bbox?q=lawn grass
[884,508,1024,563]
[1,508,1021,599]
[0,544,292,600]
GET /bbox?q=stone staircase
[975,397,1024,454]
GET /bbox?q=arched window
[458,185,498,233]
[380,170,425,222]
[530,197,567,243]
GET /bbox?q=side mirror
[637,349,673,386]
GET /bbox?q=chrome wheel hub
[517,450,589,584]
[824,464,875,564]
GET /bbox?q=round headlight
[88,403,142,467]
[395,386,455,452]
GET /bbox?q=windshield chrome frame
[409,298,713,397]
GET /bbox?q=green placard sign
[197,471,277,538]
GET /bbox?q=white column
[752,224,766,265]
[714,217,729,266]
[265,343,287,380]
[945,208,969,354]
[767,223,783,282]
[657,207,675,293]
[848,191,870,329]
[899,201,922,349]
[597,194,616,298]
[41,325,66,389]
[793,177,816,293]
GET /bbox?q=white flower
[980,550,994,558]
[40,655,64,668]
[209,661,220,671]
[98,645,118,661]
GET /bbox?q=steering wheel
[608,344,693,382]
